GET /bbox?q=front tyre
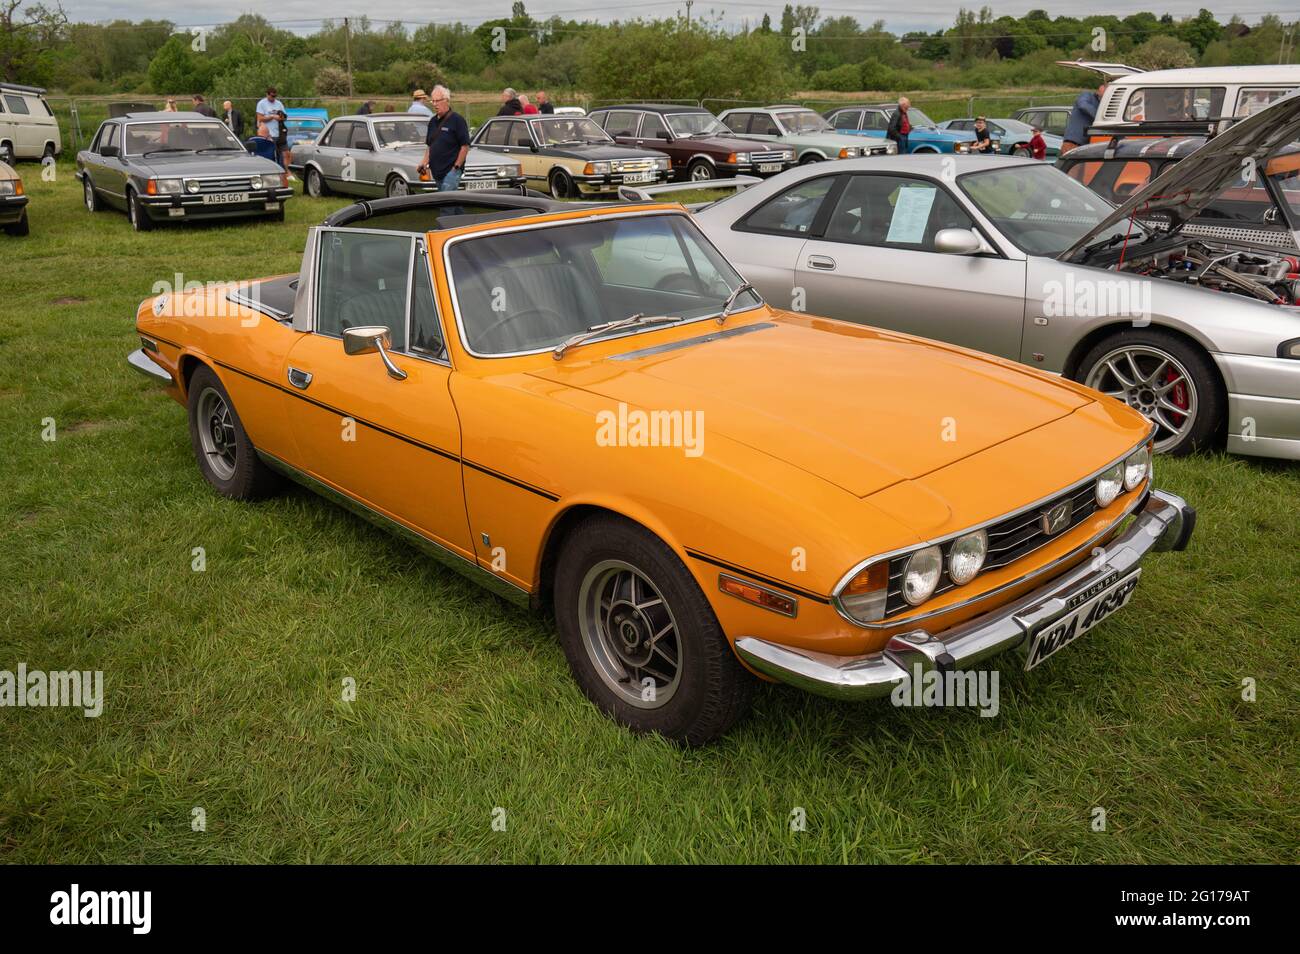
[186,366,282,499]
[127,189,154,232]
[386,174,410,198]
[3,210,28,236]
[304,166,328,198]
[1077,329,1223,456]
[554,515,754,745]
[548,168,575,199]
[687,159,716,182]
[83,178,102,212]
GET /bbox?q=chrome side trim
[127,348,173,384]
[737,489,1192,700]
[833,425,1157,629]
[610,321,776,360]
[255,450,531,609]
[226,287,290,322]
[292,226,319,332]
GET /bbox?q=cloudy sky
[49,1,1299,35]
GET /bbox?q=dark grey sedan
[76,111,292,231]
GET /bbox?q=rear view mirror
[343,326,407,380]
[934,228,983,256]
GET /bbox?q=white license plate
[464,180,498,191]
[202,192,248,205]
[758,163,782,173]
[623,172,654,183]
[1023,569,1142,671]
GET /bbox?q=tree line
[1,2,1294,104]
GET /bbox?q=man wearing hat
[409,90,433,116]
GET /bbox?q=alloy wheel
[196,387,238,481]
[1085,345,1197,453]
[577,559,683,709]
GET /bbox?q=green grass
[1,163,1297,864]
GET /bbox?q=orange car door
[283,228,473,560]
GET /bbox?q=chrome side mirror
[934,228,983,256]
[342,326,407,380]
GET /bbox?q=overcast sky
[49,2,1300,35]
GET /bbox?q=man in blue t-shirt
[419,85,470,192]
[255,87,288,167]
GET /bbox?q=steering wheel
[476,306,570,348]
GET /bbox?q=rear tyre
[553,514,754,746]
[1076,329,1223,456]
[83,178,102,212]
[42,143,56,161]
[127,189,154,232]
[1012,145,1032,157]
[186,365,282,500]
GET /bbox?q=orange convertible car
[129,192,1195,744]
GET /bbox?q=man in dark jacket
[536,90,555,114]
[191,94,216,118]
[886,96,912,153]
[497,87,523,116]
[1062,84,1106,155]
[221,100,244,138]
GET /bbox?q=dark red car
[588,104,795,182]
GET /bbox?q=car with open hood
[822,104,980,154]
[0,159,28,236]
[588,104,796,182]
[76,111,293,231]
[292,113,525,199]
[681,93,1300,461]
[717,105,897,163]
[471,112,669,198]
[125,190,1193,744]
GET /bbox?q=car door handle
[287,367,313,390]
[808,255,837,270]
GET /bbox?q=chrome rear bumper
[734,489,1194,701]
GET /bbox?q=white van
[1060,62,1300,135]
[0,83,61,164]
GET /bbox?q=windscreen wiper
[141,148,194,157]
[716,282,756,325]
[553,314,681,360]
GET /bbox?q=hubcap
[196,388,237,481]
[308,172,320,197]
[84,183,93,209]
[690,165,713,181]
[577,559,682,709]
[1085,345,1196,453]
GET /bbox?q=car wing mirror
[343,326,407,380]
[934,228,984,256]
[355,138,374,151]
[656,131,671,140]
[100,145,119,158]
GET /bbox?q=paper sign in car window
[886,185,937,244]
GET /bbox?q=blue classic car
[284,107,329,161]
[823,104,979,154]
[939,117,1062,158]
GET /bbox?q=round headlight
[947,530,988,586]
[185,179,200,193]
[1095,463,1124,508]
[903,545,943,606]
[1123,446,1150,491]
[248,174,263,190]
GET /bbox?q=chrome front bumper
[128,348,173,384]
[735,489,1195,701]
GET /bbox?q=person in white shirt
[255,86,288,169]
[409,89,433,116]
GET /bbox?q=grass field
[1,161,1297,864]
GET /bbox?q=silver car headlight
[498,165,516,178]
[955,142,971,153]
[185,179,200,194]
[1095,463,1124,508]
[734,152,751,163]
[589,161,611,175]
[903,545,944,606]
[947,530,988,586]
[155,178,183,194]
[248,174,263,190]
[1279,338,1300,359]
[655,157,670,170]
[0,180,15,196]
[1123,446,1150,492]
[838,147,858,159]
